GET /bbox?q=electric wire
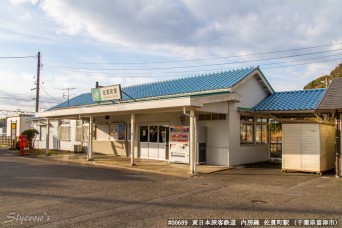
[42,55,342,78]
[0,96,59,104]
[0,56,36,59]
[40,85,63,102]
[44,48,342,71]
[43,42,342,65]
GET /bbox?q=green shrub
[21,129,39,150]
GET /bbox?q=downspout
[335,112,341,178]
[183,107,198,175]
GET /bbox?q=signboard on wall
[91,84,121,102]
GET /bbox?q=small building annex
[35,66,275,168]
[252,89,335,175]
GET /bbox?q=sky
[0,0,342,116]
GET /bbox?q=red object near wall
[18,135,28,156]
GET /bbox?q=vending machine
[169,126,190,163]
[169,126,207,164]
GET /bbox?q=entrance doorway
[139,125,169,160]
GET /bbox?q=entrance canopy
[36,92,242,119]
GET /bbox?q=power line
[0,96,33,102]
[44,48,342,71]
[43,42,342,65]
[0,56,36,59]
[0,96,59,104]
[262,58,342,70]
[43,53,342,77]
[40,85,63,102]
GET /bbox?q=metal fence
[270,136,282,158]
[0,136,16,147]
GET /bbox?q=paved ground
[0,148,341,227]
[41,151,232,177]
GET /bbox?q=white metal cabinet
[282,123,335,174]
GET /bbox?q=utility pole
[35,52,41,112]
[63,88,76,107]
[321,77,330,88]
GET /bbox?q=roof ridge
[121,66,258,89]
[275,88,326,93]
[50,66,260,110]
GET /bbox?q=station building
[33,67,341,175]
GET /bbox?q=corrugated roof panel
[51,67,259,110]
[253,89,326,111]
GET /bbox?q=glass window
[110,123,126,141]
[256,118,268,144]
[199,115,206,121]
[159,126,169,143]
[219,114,226,120]
[76,126,82,141]
[140,126,148,142]
[149,126,158,143]
[212,114,219,120]
[257,117,268,123]
[240,116,268,145]
[240,116,254,145]
[57,125,71,141]
[199,113,226,121]
[40,126,47,141]
[82,125,89,142]
[240,123,254,144]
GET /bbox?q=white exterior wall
[93,115,130,156]
[6,115,32,137]
[197,102,229,166]
[34,120,80,151]
[20,116,31,135]
[34,120,59,150]
[59,120,78,151]
[198,118,228,165]
[228,74,270,166]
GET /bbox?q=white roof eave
[35,92,241,119]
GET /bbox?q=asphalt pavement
[0,148,341,227]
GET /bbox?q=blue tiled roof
[52,67,259,109]
[253,89,326,111]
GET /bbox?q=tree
[304,62,342,89]
[21,129,39,150]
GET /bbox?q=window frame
[240,115,269,145]
[57,123,71,141]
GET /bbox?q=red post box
[18,135,28,156]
